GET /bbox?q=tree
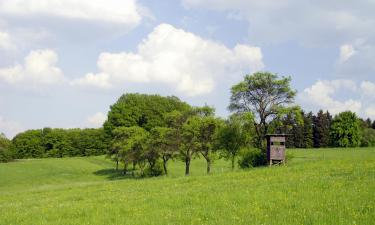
[302,112,314,148]
[360,128,375,147]
[111,126,149,175]
[330,111,361,147]
[216,114,252,169]
[11,130,44,158]
[104,93,190,136]
[313,110,332,148]
[196,115,223,174]
[147,127,177,175]
[180,115,200,176]
[0,133,12,162]
[365,118,372,128]
[229,72,297,149]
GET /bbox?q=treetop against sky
[0,0,374,138]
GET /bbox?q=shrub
[145,161,164,177]
[238,148,266,168]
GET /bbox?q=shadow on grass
[93,168,143,180]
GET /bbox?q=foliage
[229,72,297,149]
[238,148,266,168]
[360,128,375,147]
[0,133,12,162]
[104,93,190,135]
[112,126,149,175]
[313,110,332,148]
[11,128,109,159]
[147,127,178,175]
[330,111,361,147]
[216,113,253,169]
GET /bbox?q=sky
[0,0,374,138]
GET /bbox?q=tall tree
[330,111,361,147]
[112,126,149,175]
[180,116,200,176]
[196,115,223,174]
[229,72,297,149]
[302,112,314,148]
[216,113,253,169]
[104,93,190,136]
[313,110,332,148]
[147,127,178,175]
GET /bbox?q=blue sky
[0,0,374,138]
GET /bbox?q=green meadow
[0,148,374,225]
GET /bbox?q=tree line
[1,72,374,176]
[6,128,109,160]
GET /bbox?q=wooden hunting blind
[266,134,286,165]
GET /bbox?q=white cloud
[335,40,375,79]
[0,116,23,139]
[70,73,111,90]
[0,0,142,27]
[339,44,356,63]
[73,23,264,96]
[365,106,375,119]
[87,112,106,127]
[0,31,15,50]
[0,49,65,85]
[300,79,361,115]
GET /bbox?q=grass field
[0,148,374,225]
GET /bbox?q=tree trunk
[231,155,235,170]
[185,158,190,176]
[116,159,119,171]
[206,158,211,174]
[132,162,136,177]
[163,157,168,175]
[123,162,127,175]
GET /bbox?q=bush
[145,161,164,177]
[238,148,266,168]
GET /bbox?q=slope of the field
[0,148,374,225]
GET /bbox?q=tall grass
[0,148,374,224]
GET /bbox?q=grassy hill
[0,148,374,224]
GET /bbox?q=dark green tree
[360,128,375,147]
[313,110,332,148]
[147,127,178,175]
[111,126,149,175]
[104,93,190,136]
[229,72,297,149]
[330,111,361,147]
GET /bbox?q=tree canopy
[229,72,297,148]
[330,111,361,147]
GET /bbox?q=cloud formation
[300,79,375,119]
[339,44,356,63]
[72,23,264,96]
[0,49,65,86]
